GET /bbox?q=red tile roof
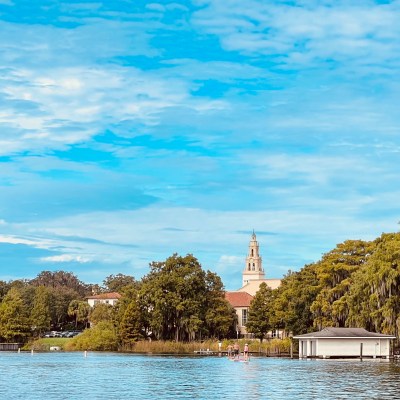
[86,292,121,300]
[225,291,253,307]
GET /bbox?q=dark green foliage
[68,300,90,328]
[89,303,115,326]
[30,286,52,336]
[246,283,275,341]
[345,233,400,335]
[119,299,146,343]
[310,239,374,329]
[30,270,90,297]
[0,287,31,342]
[273,266,320,335]
[103,273,137,292]
[138,254,235,341]
[273,233,400,336]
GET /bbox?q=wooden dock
[0,343,22,351]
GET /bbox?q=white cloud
[41,254,91,263]
[0,235,41,246]
[192,1,400,70]
[7,205,397,279]
[0,64,229,155]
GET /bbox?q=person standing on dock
[244,343,249,361]
[227,344,233,358]
[233,342,240,359]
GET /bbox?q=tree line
[246,232,400,340]
[0,254,237,344]
[1,232,399,346]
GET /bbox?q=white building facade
[294,327,395,359]
[86,292,121,307]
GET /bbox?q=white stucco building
[86,292,121,307]
[294,327,396,359]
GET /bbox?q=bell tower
[242,231,265,286]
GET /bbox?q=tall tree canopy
[345,233,400,335]
[103,273,137,293]
[138,254,235,341]
[246,282,275,342]
[0,287,31,342]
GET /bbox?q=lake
[1,352,400,399]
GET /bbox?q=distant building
[294,327,396,359]
[225,232,282,336]
[225,291,253,336]
[86,292,121,307]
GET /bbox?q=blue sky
[0,0,399,290]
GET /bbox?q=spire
[242,231,265,287]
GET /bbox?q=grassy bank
[121,338,293,355]
[26,336,293,355]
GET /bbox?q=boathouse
[293,327,396,359]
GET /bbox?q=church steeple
[242,231,265,286]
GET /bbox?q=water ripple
[0,353,400,399]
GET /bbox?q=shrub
[64,322,119,351]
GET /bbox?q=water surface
[1,352,399,399]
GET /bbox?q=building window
[252,263,255,271]
[242,309,248,326]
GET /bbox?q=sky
[0,0,399,290]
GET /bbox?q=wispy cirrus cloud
[0,0,399,288]
[192,1,400,71]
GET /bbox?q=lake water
[1,352,400,399]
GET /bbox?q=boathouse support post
[290,341,293,359]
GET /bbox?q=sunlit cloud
[41,254,91,263]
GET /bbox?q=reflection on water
[0,352,400,399]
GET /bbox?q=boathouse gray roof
[293,327,396,339]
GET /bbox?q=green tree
[68,300,91,328]
[273,266,320,335]
[346,233,400,335]
[246,283,274,342]
[51,286,82,329]
[203,272,236,339]
[0,287,31,342]
[89,303,115,326]
[138,254,232,341]
[30,270,90,297]
[30,286,52,336]
[0,280,11,302]
[103,273,137,292]
[139,254,205,341]
[119,298,145,344]
[310,239,374,329]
